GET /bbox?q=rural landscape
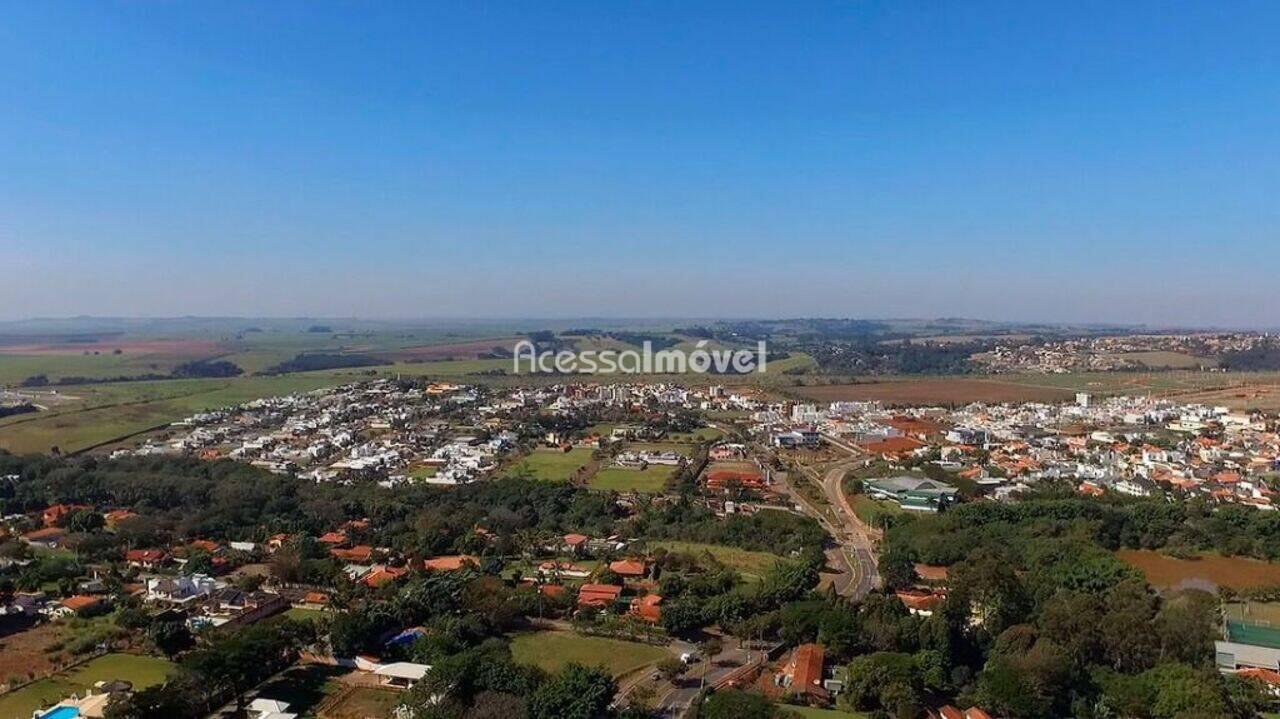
[7,2,1280,719]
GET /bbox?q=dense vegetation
[262,352,385,374]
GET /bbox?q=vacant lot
[510,448,596,482]
[785,707,870,719]
[591,466,674,493]
[1117,550,1280,590]
[0,653,175,718]
[509,631,668,678]
[319,686,402,719]
[648,540,788,581]
[0,620,64,682]
[791,379,1073,405]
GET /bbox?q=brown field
[1117,549,1280,591]
[0,619,64,680]
[383,337,522,361]
[790,378,1073,405]
[0,338,226,357]
[1170,383,1280,412]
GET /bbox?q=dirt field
[1117,549,1280,591]
[790,378,1074,405]
[1171,383,1280,412]
[383,337,522,361]
[0,620,64,681]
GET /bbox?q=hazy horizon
[4,2,1278,326]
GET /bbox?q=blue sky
[2,1,1278,325]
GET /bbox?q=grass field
[510,448,596,482]
[1117,550,1280,590]
[648,540,789,581]
[0,372,364,454]
[320,686,402,719]
[509,631,668,678]
[849,494,904,529]
[590,466,674,493]
[0,653,175,718]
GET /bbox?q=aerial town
[5,372,1280,719]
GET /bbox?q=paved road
[653,638,755,718]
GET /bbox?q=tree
[149,621,194,658]
[527,664,616,719]
[656,657,685,683]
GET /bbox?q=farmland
[1116,549,1280,591]
[508,631,668,678]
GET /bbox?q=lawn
[283,607,329,623]
[668,426,726,442]
[590,466,675,493]
[0,653,176,718]
[509,631,668,678]
[510,448,596,482]
[849,494,903,530]
[647,540,789,581]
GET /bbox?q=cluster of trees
[848,497,1279,718]
[261,352,384,374]
[19,360,245,388]
[106,619,317,719]
[890,493,1280,565]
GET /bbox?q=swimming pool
[38,706,80,719]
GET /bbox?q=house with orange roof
[778,643,827,699]
[317,531,348,546]
[21,526,66,549]
[424,555,478,572]
[42,503,89,527]
[563,533,591,554]
[362,565,409,588]
[629,593,662,623]
[859,436,926,459]
[330,545,375,563]
[58,594,107,617]
[608,559,647,579]
[577,583,623,609]
[126,548,169,569]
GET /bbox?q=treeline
[836,495,1280,718]
[261,352,385,374]
[888,495,1280,566]
[19,359,244,388]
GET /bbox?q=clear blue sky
[2,1,1278,326]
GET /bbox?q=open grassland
[647,540,789,581]
[509,631,668,678]
[1117,549,1280,590]
[510,447,596,482]
[0,372,362,454]
[590,465,674,493]
[0,653,175,719]
[1109,351,1215,369]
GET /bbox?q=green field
[0,372,363,454]
[509,631,668,678]
[510,448,596,482]
[849,494,904,529]
[648,540,789,581]
[0,653,176,718]
[590,466,674,493]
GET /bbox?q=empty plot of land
[509,631,668,678]
[1117,550,1280,591]
[647,540,789,581]
[792,378,1074,405]
[510,447,596,482]
[590,465,674,493]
